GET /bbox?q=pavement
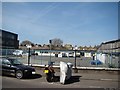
[1,67,120,88]
[37,67,119,82]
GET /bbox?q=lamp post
[26,45,32,66]
[49,40,52,63]
[74,45,78,73]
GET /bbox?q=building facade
[97,39,120,54]
[0,29,19,49]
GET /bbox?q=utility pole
[74,45,78,73]
[26,45,32,66]
[49,40,52,63]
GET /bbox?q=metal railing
[0,49,119,68]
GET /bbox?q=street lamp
[49,40,52,63]
[26,45,32,66]
[74,45,78,73]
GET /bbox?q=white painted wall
[84,52,91,57]
[35,51,55,56]
[96,53,106,63]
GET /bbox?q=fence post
[6,49,7,56]
[40,50,42,65]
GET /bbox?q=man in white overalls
[60,61,68,84]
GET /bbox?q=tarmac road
[1,68,119,89]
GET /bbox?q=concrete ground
[2,67,120,89]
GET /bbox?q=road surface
[1,68,119,89]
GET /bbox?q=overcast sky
[2,2,118,46]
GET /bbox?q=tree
[20,40,34,46]
[64,44,73,50]
[50,38,63,47]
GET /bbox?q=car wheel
[15,70,23,79]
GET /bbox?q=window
[2,59,11,65]
[10,59,22,65]
[0,31,2,37]
[0,59,2,65]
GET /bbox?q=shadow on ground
[52,75,82,84]
[2,73,42,80]
[24,74,42,79]
[65,75,82,84]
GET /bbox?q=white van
[13,50,23,56]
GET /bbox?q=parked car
[13,50,23,56]
[0,57,36,79]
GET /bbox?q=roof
[0,29,18,36]
[102,39,120,44]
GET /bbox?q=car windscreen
[9,59,23,65]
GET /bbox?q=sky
[1,2,118,46]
